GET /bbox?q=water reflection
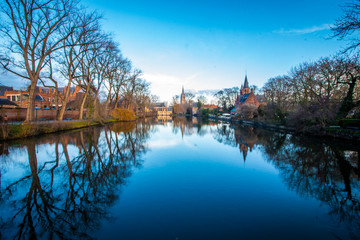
[213,122,360,238]
[0,118,360,239]
[0,121,153,239]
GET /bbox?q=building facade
[0,86,82,109]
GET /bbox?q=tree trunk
[57,78,73,121]
[79,84,90,120]
[26,80,38,122]
[104,88,112,117]
[338,78,357,118]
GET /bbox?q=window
[22,94,29,100]
[16,95,20,101]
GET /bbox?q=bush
[111,108,136,121]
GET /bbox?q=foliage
[111,108,136,121]
[215,87,239,111]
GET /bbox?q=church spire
[182,85,184,94]
[244,74,249,89]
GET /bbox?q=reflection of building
[235,75,266,110]
[234,126,258,162]
[157,115,172,123]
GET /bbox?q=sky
[0,0,350,103]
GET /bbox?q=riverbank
[233,119,360,141]
[0,119,120,141]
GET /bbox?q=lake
[0,117,359,240]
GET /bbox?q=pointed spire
[182,86,184,94]
[244,74,249,89]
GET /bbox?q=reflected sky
[0,118,359,240]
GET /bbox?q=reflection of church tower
[234,126,258,164]
[180,86,186,104]
[181,120,185,139]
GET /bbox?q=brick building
[234,75,266,111]
[0,85,82,109]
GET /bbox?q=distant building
[0,85,82,108]
[234,74,266,111]
[153,102,173,116]
[202,104,218,110]
[192,102,199,115]
[180,86,186,105]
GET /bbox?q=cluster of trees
[255,1,360,129]
[261,54,360,128]
[214,87,239,112]
[0,0,152,122]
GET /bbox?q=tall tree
[0,0,79,121]
[57,9,101,121]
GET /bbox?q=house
[153,102,173,116]
[1,85,82,109]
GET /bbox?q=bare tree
[57,9,102,121]
[332,0,360,52]
[0,0,79,121]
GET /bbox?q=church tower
[240,74,250,96]
[180,86,186,104]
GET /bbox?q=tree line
[0,0,152,122]
[261,54,360,128]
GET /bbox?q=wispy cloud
[274,24,333,35]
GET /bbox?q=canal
[0,118,359,239]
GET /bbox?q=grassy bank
[0,119,120,141]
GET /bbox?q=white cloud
[144,72,201,102]
[274,24,333,35]
[143,72,199,85]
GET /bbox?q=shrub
[111,108,136,121]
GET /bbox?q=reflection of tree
[213,123,237,147]
[171,117,195,138]
[214,124,260,162]
[261,134,360,238]
[214,124,360,238]
[0,121,151,239]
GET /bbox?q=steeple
[180,86,186,104]
[244,74,249,89]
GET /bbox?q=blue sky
[1,0,349,102]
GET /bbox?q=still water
[0,118,359,240]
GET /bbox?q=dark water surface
[0,118,359,240]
